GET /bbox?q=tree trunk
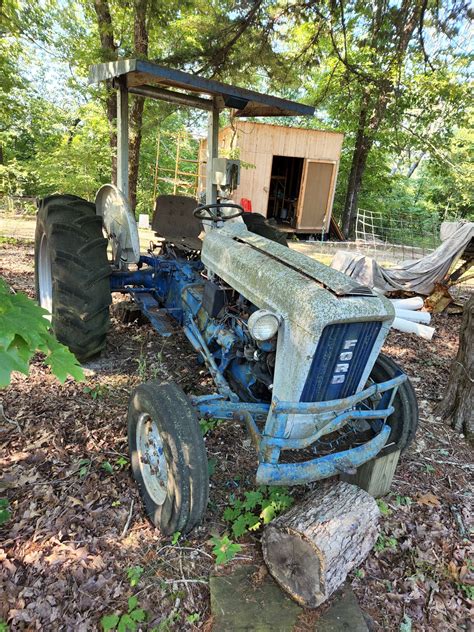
[128,0,149,212]
[93,0,118,184]
[262,481,380,608]
[436,294,474,440]
[341,99,371,239]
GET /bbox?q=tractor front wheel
[34,194,111,362]
[370,353,419,454]
[128,381,209,535]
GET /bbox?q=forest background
[0,0,472,238]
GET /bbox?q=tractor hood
[202,223,394,432]
[201,223,394,334]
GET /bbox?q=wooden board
[340,450,401,498]
[296,159,336,230]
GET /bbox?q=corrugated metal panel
[300,322,382,402]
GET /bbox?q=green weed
[101,461,114,475]
[223,486,294,538]
[83,383,108,399]
[199,418,223,436]
[376,499,391,515]
[375,534,398,553]
[77,458,92,479]
[210,534,242,565]
[0,499,11,525]
[101,596,146,631]
[126,566,144,587]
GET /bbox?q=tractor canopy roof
[89,58,314,118]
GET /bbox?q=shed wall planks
[199,121,343,229]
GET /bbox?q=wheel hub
[38,233,53,319]
[136,413,168,505]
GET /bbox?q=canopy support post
[206,101,219,204]
[117,81,129,200]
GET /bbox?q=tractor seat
[152,195,203,251]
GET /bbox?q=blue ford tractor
[34,60,418,534]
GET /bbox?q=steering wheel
[193,202,244,222]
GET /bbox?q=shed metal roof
[89,59,314,117]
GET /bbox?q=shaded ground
[1,238,473,631]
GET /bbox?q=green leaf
[231,513,251,538]
[101,614,119,631]
[171,531,181,545]
[0,336,32,386]
[126,566,144,587]
[207,457,217,476]
[223,506,239,522]
[243,490,263,510]
[211,534,242,565]
[101,461,114,474]
[44,338,84,383]
[260,503,276,524]
[376,499,391,516]
[117,613,136,632]
[127,596,138,612]
[130,608,146,623]
[247,514,261,531]
[0,508,11,526]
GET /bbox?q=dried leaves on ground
[1,240,472,631]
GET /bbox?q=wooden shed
[199,121,344,234]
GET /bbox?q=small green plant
[399,613,412,632]
[77,458,91,479]
[186,613,200,624]
[0,618,9,631]
[0,498,11,525]
[354,568,365,579]
[376,499,391,515]
[210,534,242,565]
[207,457,217,476]
[152,611,180,631]
[424,464,435,473]
[83,383,108,399]
[223,486,294,538]
[459,583,474,600]
[135,353,161,381]
[171,531,181,545]
[375,534,398,553]
[101,461,114,475]
[116,456,129,469]
[112,500,121,507]
[199,418,223,436]
[126,566,144,587]
[395,495,413,507]
[101,596,146,631]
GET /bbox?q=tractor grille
[300,321,382,402]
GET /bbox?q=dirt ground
[1,237,473,631]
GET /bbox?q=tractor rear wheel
[34,194,111,362]
[369,353,418,454]
[128,381,209,535]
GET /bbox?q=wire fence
[355,208,441,260]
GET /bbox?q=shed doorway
[266,155,304,228]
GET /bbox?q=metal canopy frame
[89,58,314,203]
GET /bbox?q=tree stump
[436,294,473,441]
[261,481,380,608]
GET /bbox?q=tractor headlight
[247,310,281,341]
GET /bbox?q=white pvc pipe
[389,297,424,311]
[395,308,431,324]
[392,317,435,340]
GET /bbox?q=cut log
[262,481,380,608]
